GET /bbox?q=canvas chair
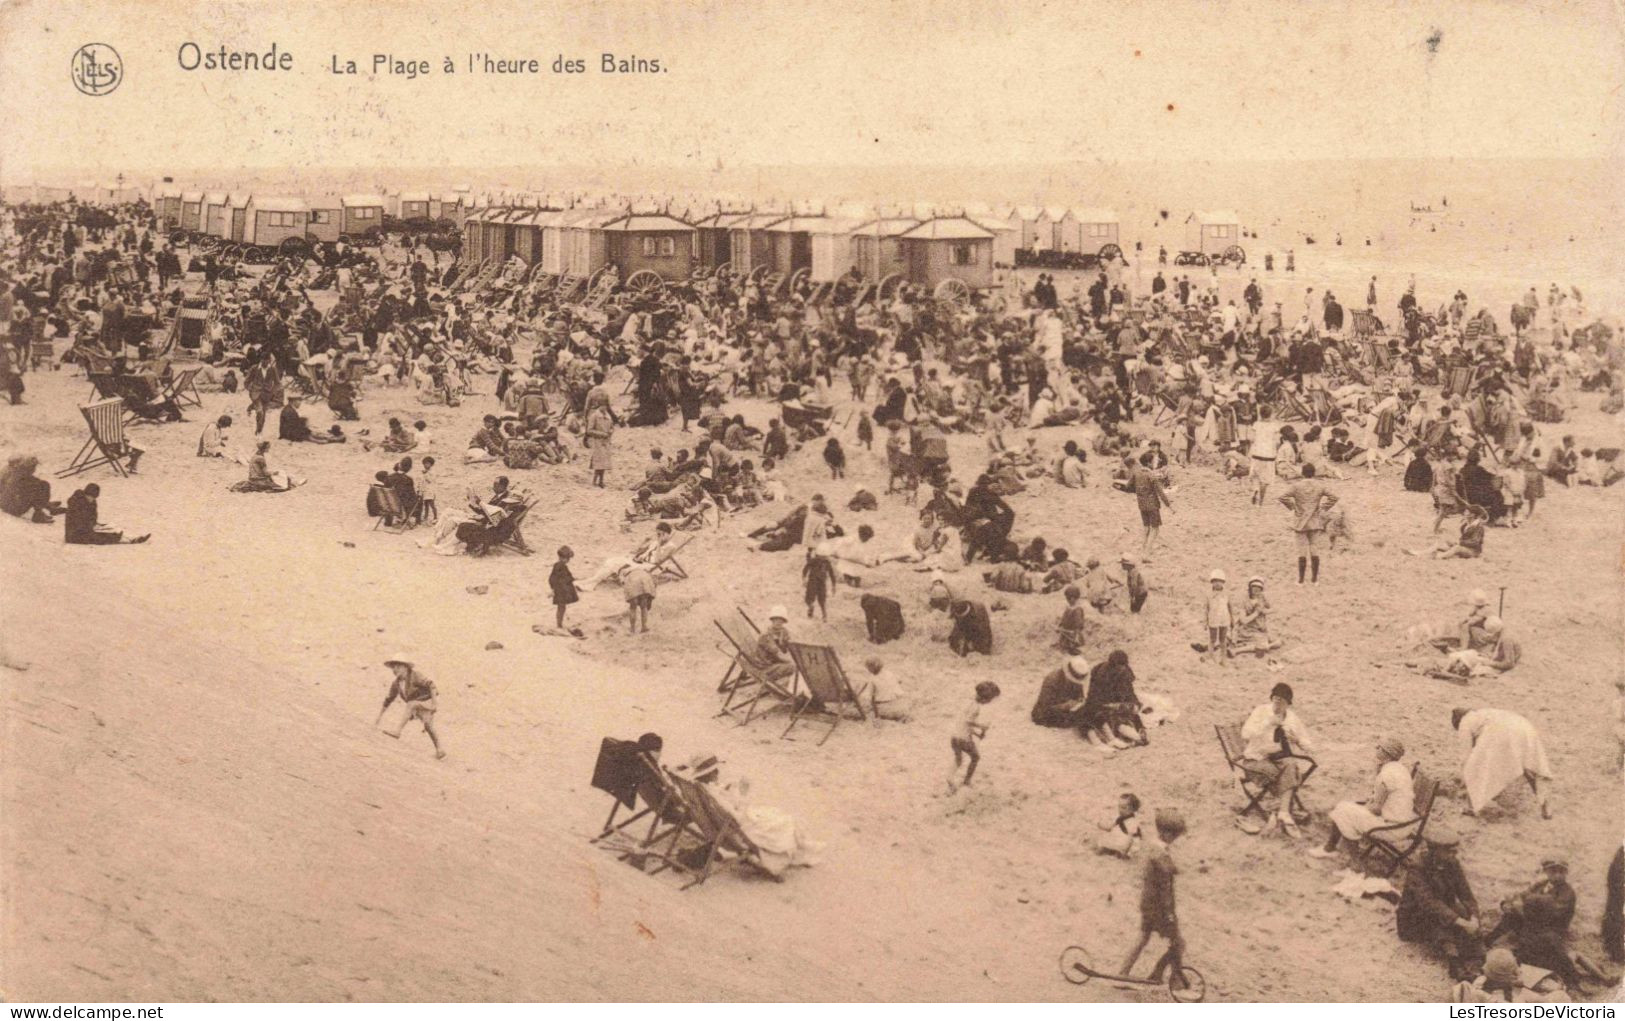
[1356,768,1440,877]
[715,611,796,724]
[661,769,766,890]
[782,642,869,745]
[371,486,418,532]
[56,398,135,479]
[463,500,533,555]
[1215,723,1317,824]
[648,533,693,581]
[1446,365,1477,399]
[158,366,203,410]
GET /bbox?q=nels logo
[71,43,122,96]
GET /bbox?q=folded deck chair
[661,770,765,890]
[55,398,133,479]
[782,642,869,745]
[1357,768,1439,877]
[1215,723,1317,824]
[649,533,693,580]
[715,611,796,724]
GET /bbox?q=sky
[0,0,1621,179]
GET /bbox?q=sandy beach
[2,248,1621,1001]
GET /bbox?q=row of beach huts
[3,180,1248,295]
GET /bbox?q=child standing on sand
[1118,809,1189,989]
[947,681,1001,794]
[549,546,578,631]
[1203,569,1232,665]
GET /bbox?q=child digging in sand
[947,681,1000,794]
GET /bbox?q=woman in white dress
[1310,737,1414,858]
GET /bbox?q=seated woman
[1437,617,1521,677]
[1310,736,1414,859]
[1230,577,1282,654]
[327,378,359,421]
[1424,503,1487,559]
[696,765,822,880]
[1077,649,1147,750]
[377,417,417,453]
[231,441,301,492]
[582,522,682,588]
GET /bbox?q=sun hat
[1209,568,1227,582]
[1066,655,1091,679]
[1376,736,1406,760]
[768,605,789,622]
[384,652,413,667]
[1482,948,1520,989]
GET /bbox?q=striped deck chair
[56,398,134,479]
[1446,365,1477,399]
[715,611,796,724]
[782,642,869,745]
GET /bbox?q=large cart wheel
[585,263,616,293]
[877,272,905,303]
[169,229,189,246]
[1058,946,1094,986]
[933,277,971,305]
[747,264,769,284]
[279,236,310,257]
[1222,245,1246,266]
[711,261,732,279]
[1169,966,1206,1003]
[625,269,663,294]
[788,266,809,293]
[244,246,268,264]
[1097,243,1122,262]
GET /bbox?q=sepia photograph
[0,0,1622,1007]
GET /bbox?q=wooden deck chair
[29,338,55,370]
[782,642,869,745]
[371,486,411,531]
[649,533,693,580]
[662,770,765,890]
[589,741,696,875]
[56,398,135,479]
[714,612,796,724]
[1446,365,1477,399]
[1356,769,1440,877]
[1215,723,1317,823]
[465,500,533,555]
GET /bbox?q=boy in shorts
[1119,808,1189,988]
[947,681,1000,794]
